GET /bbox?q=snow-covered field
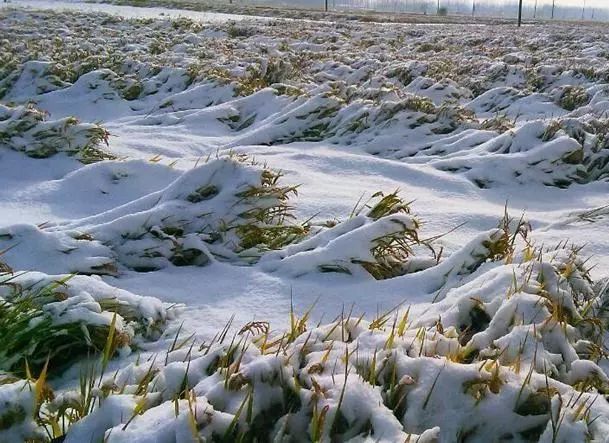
[2,2,609,441]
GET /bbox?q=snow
[1,0,269,22]
[0,379,45,442]
[2,1,609,441]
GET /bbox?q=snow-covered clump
[434,117,609,188]
[0,270,174,374]
[0,104,113,163]
[0,155,306,273]
[38,237,609,442]
[0,220,603,442]
[262,191,440,279]
[0,157,443,280]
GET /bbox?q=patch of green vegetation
[0,279,128,375]
[559,86,590,111]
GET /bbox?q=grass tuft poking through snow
[0,154,441,279]
[3,210,609,441]
[0,104,113,163]
[0,271,174,375]
[0,154,310,273]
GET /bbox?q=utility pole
[325,0,328,12]
[582,0,586,20]
[437,0,440,15]
[518,0,523,26]
[533,0,537,19]
[472,0,475,17]
[551,0,555,19]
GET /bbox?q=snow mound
[0,270,174,374]
[38,238,609,442]
[0,156,306,273]
[433,117,609,188]
[0,103,113,163]
[0,157,447,280]
[261,191,441,279]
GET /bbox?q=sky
[460,0,609,15]
[524,0,607,14]
[476,0,605,8]
[502,0,605,7]
[436,0,607,12]
[566,0,604,6]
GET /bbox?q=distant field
[103,0,528,23]
[106,0,609,23]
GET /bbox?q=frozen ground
[2,2,609,442]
